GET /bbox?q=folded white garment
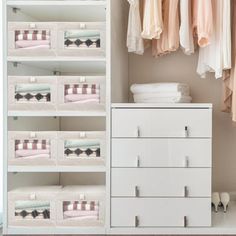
[133,92,189,100]
[133,96,192,103]
[130,83,190,94]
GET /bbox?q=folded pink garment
[16,154,50,159]
[15,149,50,158]
[65,94,100,103]
[63,210,98,218]
[15,40,50,49]
[63,215,98,220]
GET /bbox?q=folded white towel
[133,92,189,100]
[130,83,190,94]
[133,95,192,103]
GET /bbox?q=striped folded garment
[63,201,99,212]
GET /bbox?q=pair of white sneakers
[212,192,230,213]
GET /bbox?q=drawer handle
[136,126,140,138]
[184,186,189,198]
[185,126,189,138]
[184,156,189,168]
[184,216,188,227]
[136,156,140,167]
[135,186,140,197]
[135,216,139,227]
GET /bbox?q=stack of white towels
[130,83,192,103]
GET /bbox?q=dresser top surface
[112,103,213,109]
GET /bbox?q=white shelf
[7,0,107,6]
[5,226,106,235]
[8,56,106,62]
[8,165,106,173]
[8,110,106,117]
[112,103,213,109]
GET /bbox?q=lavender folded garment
[65,94,100,104]
[15,40,50,49]
[63,210,98,219]
[15,149,50,158]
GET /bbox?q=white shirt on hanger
[197,0,231,79]
[179,0,194,55]
[141,0,163,40]
[127,0,144,55]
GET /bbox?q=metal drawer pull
[136,126,140,138]
[136,156,140,167]
[184,186,189,198]
[184,216,188,227]
[135,186,140,197]
[185,126,189,138]
[184,156,189,168]
[135,216,139,227]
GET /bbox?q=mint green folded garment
[15,84,51,93]
[15,201,50,210]
[65,140,100,149]
[65,30,100,39]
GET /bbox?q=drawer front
[112,138,211,168]
[112,109,212,138]
[111,198,211,227]
[111,168,211,197]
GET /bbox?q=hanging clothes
[179,0,194,55]
[152,0,179,57]
[141,0,163,40]
[192,0,213,47]
[222,0,236,122]
[127,0,144,55]
[197,0,231,79]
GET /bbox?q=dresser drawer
[111,168,211,197]
[111,198,211,227]
[112,138,211,168]
[112,109,212,138]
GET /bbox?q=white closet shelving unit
[3,0,110,234]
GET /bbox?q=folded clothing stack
[130,83,192,103]
[63,201,99,220]
[15,139,51,159]
[15,84,51,103]
[64,84,100,104]
[15,201,50,220]
[15,30,50,49]
[64,30,101,49]
[64,140,101,159]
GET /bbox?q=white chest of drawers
[111,104,212,228]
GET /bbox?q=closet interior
[3,0,236,235]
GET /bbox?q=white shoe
[212,192,220,212]
[220,192,230,213]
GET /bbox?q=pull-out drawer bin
[111,168,211,197]
[112,109,212,138]
[8,22,57,57]
[56,186,105,227]
[57,76,106,111]
[57,131,105,166]
[8,131,57,166]
[111,198,211,227]
[112,138,212,168]
[8,76,57,111]
[57,22,106,57]
[8,186,61,227]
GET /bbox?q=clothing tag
[30,77,36,83]
[79,194,85,200]
[29,193,36,200]
[29,23,36,29]
[80,76,86,83]
[80,23,86,29]
[80,132,86,138]
[30,132,36,138]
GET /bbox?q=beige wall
[128,48,236,192]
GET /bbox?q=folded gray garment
[15,84,51,93]
[65,30,100,39]
[15,201,50,210]
[65,140,100,149]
